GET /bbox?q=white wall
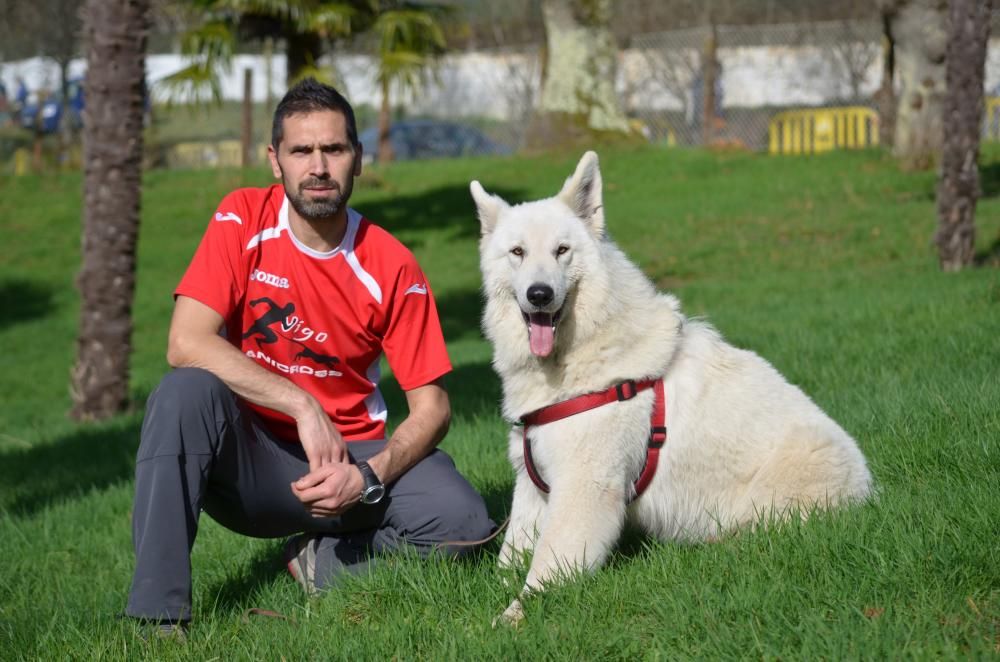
[3,38,1000,118]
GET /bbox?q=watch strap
[356,460,381,487]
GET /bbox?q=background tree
[160,0,451,132]
[71,0,150,420]
[876,0,949,170]
[525,0,630,148]
[874,10,897,148]
[160,0,360,103]
[370,2,449,162]
[935,0,992,271]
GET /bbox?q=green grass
[1,145,999,658]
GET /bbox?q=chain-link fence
[382,20,892,155]
[409,19,998,155]
[625,20,884,151]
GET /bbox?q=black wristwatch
[356,461,386,505]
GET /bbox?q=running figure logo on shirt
[243,297,341,369]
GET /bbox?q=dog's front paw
[492,599,525,628]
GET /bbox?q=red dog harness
[519,378,667,502]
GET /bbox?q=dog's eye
[510,247,524,257]
[556,245,570,256]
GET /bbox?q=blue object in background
[17,76,84,133]
[358,119,512,163]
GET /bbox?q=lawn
[1,144,999,659]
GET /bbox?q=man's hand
[295,399,348,471]
[291,463,365,517]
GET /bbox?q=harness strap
[522,379,657,427]
[633,379,666,496]
[520,378,667,502]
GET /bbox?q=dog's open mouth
[522,309,562,358]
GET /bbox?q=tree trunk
[286,30,322,83]
[241,67,253,168]
[58,57,72,169]
[71,0,149,421]
[935,0,991,271]
[880,0,949,170]
[875,12,897,148]
[701,22,719,146]
[378,77,395,163]
[526,0,629,148]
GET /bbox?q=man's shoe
[119,615,188,643]
[284,534,319,596]
[144,621,188,642]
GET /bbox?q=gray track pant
[125,368,495,622]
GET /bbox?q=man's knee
[152,368,228,405]
[416,453,495,549]
[138,368,235,460]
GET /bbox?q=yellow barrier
[985,97,1000,141]
[768,107,879,155]
[13,148,30,176]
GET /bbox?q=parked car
[358,119,511,163]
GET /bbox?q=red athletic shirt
[175,184,452,442]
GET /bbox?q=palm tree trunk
[286,30,322,83]
[935,0,992,271]
[71,0,149,420]
[378,77,395,163]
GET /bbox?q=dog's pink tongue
[528,313,554,357]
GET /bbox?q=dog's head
[471,151,606,358]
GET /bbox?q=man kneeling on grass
[124,78,495,636]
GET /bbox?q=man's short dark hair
[271,78,359,149]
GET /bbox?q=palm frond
[155,61,225,107]
[286,52,343,88]
[304,3,358,37]
[374,8,447,54]
[178,20,236,67]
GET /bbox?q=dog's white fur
[471,152,873,625]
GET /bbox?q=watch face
[362,484,386,505]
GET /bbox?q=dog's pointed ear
[470,180,508,235]
[557,151,605,237]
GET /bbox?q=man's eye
[510,247,523,257]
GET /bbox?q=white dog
[470,151,872,626]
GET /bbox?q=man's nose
[308,151,329,175]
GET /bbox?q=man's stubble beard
[282,168,355,223]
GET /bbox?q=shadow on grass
[435,287,487,345]
[203,542,287,617]
[358,184,524,247]
[0,278,55,331]
[380,361,502,427]
[0,420,140,516]
[980,161,1000,199]
[974,234,1000,266]
[203,480,515,616]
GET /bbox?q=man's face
[268,109,363,222]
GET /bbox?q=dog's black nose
[526,284,554,307]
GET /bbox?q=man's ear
[267,144,282,179]
[470,180,509,236]
[353,142,363,177]
[557,151,605,238]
